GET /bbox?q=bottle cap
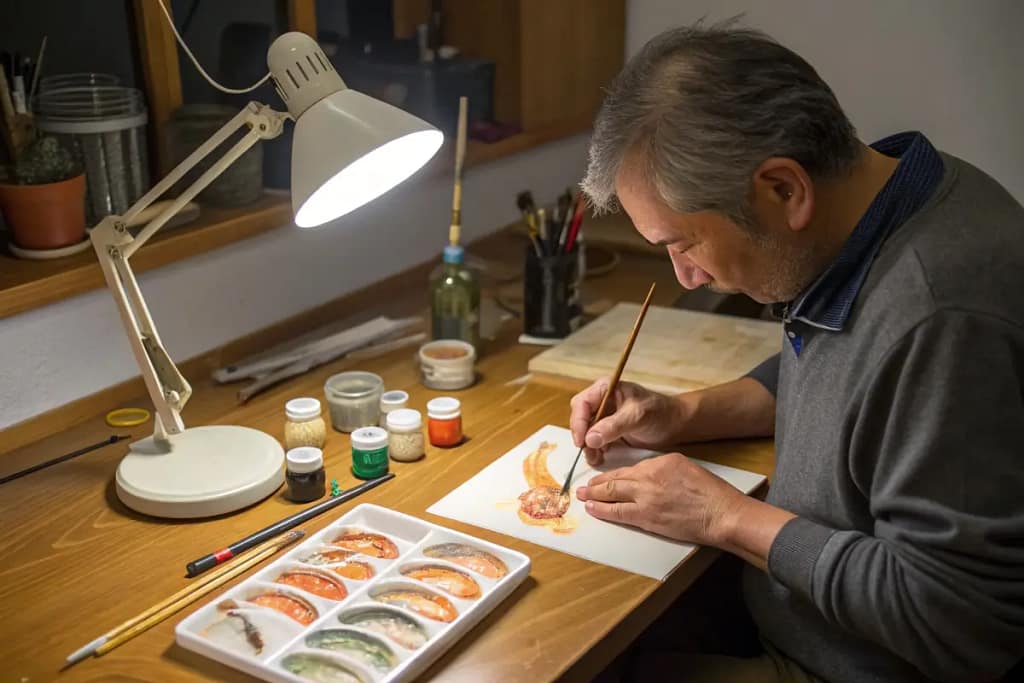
[286,397,321,421]
[286,446,323,474]
[427,397,461,419]
[352,426,388,450]
[380,390,409,409]
[442,244,464,264]
[387,408,422,430]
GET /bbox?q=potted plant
[0,135,86,251]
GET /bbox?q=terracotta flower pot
[0,173,87,250]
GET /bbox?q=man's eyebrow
[641,235,673,247]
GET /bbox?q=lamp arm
[126,103,288,254]
[90,102,288,441]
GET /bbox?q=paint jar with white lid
[285,446,325,502]
[379,389,409,427]
[386,408,425,462]
[351,426,389,479]
[284,397,326,449]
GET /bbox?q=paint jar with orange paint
[427,397,463,447]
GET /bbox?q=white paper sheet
[428,425,767,580]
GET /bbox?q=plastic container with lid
[418,339,476,390]
[284,397,326,449]
[324,371,383,433]
[351,426,390,479]
[427,397,463,447]
[285,447,326,502]
[386,408,425,462]
[379,389,410,427]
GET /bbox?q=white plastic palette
[176,504,530,683]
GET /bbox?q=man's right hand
[569,379,688,466]
[568,376,778,466]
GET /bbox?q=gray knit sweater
[744,154,1024,682]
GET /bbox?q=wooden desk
[0,232,773,682]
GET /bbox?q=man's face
[614,155,819,304]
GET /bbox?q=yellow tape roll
[105,408,151,427]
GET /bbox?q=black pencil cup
[523,244,583,339]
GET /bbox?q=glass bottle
[429,244,480,351]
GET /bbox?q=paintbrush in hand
[559,282,657,500]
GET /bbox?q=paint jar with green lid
[351,426,389,479]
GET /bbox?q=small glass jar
[324,371,383,433]
[351,426,390,479]
[379,390,410,427]
[427,397,463,447]
[284,397,327,450]
[285,446,326,503]
[386,408,425,462]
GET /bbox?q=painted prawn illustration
[515,441,578,534]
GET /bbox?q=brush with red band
[184,473,394,577]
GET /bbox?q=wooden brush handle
[94,531,303,656]
[593,282,656,423]
[449,96,469,246]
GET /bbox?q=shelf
[0,194,293,319]
[0,116,592,320]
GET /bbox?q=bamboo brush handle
[593,282,657,422]
[97,531,296,642]
[449,96,468,246]
[94,531,303,656]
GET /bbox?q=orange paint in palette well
[299,546,377,580]
[332,559,376,581]
[401,564,481,599]
[422,543,509,579]
[274,570,347,601]
[250,592,318,625]
[332,530,399,559]
[373,588,458,623]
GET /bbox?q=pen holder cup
[523,243,583,340]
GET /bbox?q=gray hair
[582,20,860,225]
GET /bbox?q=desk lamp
[90,26,443,518]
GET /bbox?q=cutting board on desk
[528,304,782,393]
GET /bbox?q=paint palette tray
[176,504,530,683]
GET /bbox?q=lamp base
[115,425,284,519]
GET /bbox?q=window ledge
[0,116,591,320]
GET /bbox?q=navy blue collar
[784,132,945,331]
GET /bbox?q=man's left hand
[575,452,744,546]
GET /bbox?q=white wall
[628,0,1024,202]
[7,0,1022,430]
[0,134,590,430]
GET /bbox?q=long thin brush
[448,96,468,247]
[560,282,657,500]
[64,530,303,667]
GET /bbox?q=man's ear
[751,157,814,232]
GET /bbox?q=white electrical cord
[155,0,271,95]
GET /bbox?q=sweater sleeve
[745,352,780,396]
[767,311,1024,681]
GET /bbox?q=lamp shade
[291,89,443,227]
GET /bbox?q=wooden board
[529,304,782,393]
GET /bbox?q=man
[570,22,1024,683]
